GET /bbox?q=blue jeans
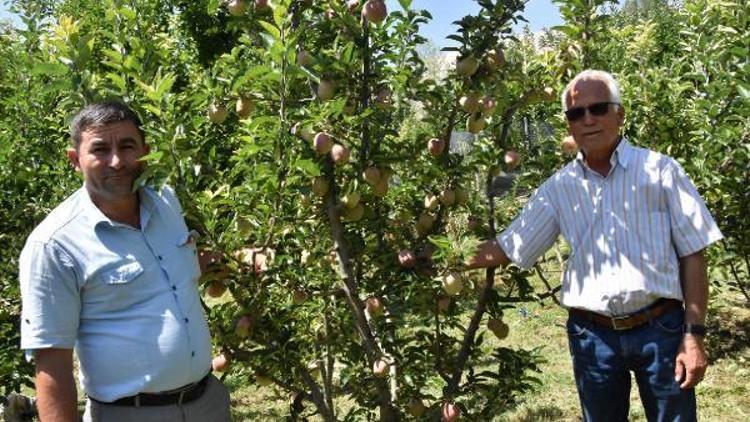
[567,306,696,422]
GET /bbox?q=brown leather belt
[93,373,210,407]
[568,298,683,331]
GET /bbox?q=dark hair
[69,100,145,149]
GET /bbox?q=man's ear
[617,105,625,126]
[67,148,81,172]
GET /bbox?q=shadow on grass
[706,306,750,363]
[509,404,571,421]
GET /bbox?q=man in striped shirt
[469,70,722,421]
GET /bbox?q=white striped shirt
[497,138,723,316]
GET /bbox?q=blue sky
[1,1,562,47]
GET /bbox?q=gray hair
[69,101,145,149]
[561,70,622,112]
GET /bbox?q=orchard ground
[220,261,749,421]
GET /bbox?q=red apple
[226,0,247,16]
[347,0,359,13]
[361,0,387,24]
[313,132,333,155]
[208,102,228,124]
[561,135,578,155]
[330,143,350,165]
[442,402,461,422]
[292,289,308,305]
[372,358,389,378]
[366,296,384,316]
[398,249,416,268]
[235,315,254,338]
[212,354,230,372]
[428,138,446,157]
[504,150,520,170]
[255,0,268,10]
[206,280,227,298]
[480,96,496,116]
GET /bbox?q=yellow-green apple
[487,318,509,340]
[341,191,361,209]
[416,213,435,235]
[437,296,452,313]
[208,102,228,124]
[296,49,312,67]
[312,176,329,197]
[454,187,468,204]
[313,132,333,155]
[317,79,335,101]
[424,194,439,211]
[541,86,556,101]
[372,179,388,197]
[485,48,505,71]
[459,93,481,113]
[343,203,365,222]
[255,0,268,10]
[363,166,381,186]
[480,96,496,116]
[467,113,486,134]
[235,96,254,119]
[439,188,456,206]
[456,55,479,77]
[442,272,463,296]
[407,398,427,417]
[255,373,273,386]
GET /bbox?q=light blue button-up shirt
[20,185,212,402]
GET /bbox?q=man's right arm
[34,348,78,422]
[466,238,510,269]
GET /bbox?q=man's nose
[582,108,596,124]
[109,152,124,169]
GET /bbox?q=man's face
[67,121,149,205]
[565,79,624,156]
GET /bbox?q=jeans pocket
[651,308,684,334]
[566,317,589,338]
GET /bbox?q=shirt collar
[79,185,153,230]
[575,136,632,172]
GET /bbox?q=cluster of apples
[208,96,255,124]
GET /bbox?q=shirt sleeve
[661,159,724,257]
[497,182,561,269]
[19,240,81,352]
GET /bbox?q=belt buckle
[610,315,632,330]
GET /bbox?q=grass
[224,286,750,421]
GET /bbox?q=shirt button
[172,286,177,291]
[158,255,163,260]
[184,318,189,323]
[191,351,195,357]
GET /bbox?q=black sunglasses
[564,102,619,121]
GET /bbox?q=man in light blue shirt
[19,101,231,421]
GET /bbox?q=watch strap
[683,323,707,337]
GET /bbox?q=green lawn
[224,287,750,421]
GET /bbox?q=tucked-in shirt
[497,138,723,316]
[20,185,212,402]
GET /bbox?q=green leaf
[294,159,320,177]
[30,62,69,76]
[207,0,220,14]
[398,0,413,9]
[258,21,281,41]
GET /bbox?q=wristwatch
[683,323,707,337]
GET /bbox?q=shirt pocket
[173,230,201,282]
[100,260,144,285]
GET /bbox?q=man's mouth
[582,130,602,137]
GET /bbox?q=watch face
[684,324,707,336]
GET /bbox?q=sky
[0,1,563,46]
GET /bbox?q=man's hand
[35,348,77,422]
[674,335,708,389]
[464,239,510,270]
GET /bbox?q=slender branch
[534,263,561,306]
